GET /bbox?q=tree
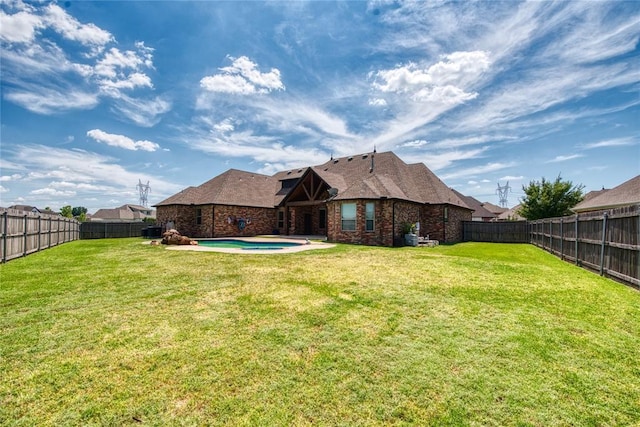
[72,206,87,217]
[519,175,584,220]
[60,205,73,218]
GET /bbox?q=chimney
[370,149,375,173]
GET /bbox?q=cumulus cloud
[87,129,160,152]
[0,185,8,193]
[200,56,285,95]
[372,51,490,104]
[43,4,113,50]
[0,7,43,43]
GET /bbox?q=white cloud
[109,94,171,127]
[0,4,164,121]
[499,175,524,181]
[372,51,490,99]
[7,145,182,200]
[87,129,160,152]
[440,161,518,180]
[0,174,23,182]
[213,119,235,133]
[0,185,8,193]
[43,4,113,49]
[30,187,76,197]
[368,98,387,106]
[400,140,429,148]
[581,137,637,149]
[547,154,584,163]
[4,86,99,114]
[0,7,43,43]
[200,56,284,95]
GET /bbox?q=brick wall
[157,200,471,244]
[156,204,276,238]
[420,204,471,243]
[326,199,422,247]
[213,205,276,237]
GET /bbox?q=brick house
[154,151,472,246]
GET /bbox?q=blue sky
[1,0,638,212]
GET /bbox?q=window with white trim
[341,203,356,231]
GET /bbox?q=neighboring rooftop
[451,189,497,220]
[481,202,508,215]
[497,204,525,221]
[573,175,640,213]
[91,204,155,221]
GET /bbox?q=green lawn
[1,239,639,426]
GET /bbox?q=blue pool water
[196,239,303,250]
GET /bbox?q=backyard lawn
[1,239,639,426]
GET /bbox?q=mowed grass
[1,239,639,426]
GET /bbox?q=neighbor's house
[572,175,640,213]
[451,190,498,222]
[497,204,525,221]
[91,204,155,222]
[7,205,60,216]
[155,151,472,246]
[481,202,508,217]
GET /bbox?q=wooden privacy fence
[0,209,79,263]
[79,221,149,239]
[529,205,639,288]
[463,221,529,243]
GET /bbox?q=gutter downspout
[392,200,397,246]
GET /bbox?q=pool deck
[151,236,335,254]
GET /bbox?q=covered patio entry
[280,169,331,238]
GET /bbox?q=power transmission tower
[137,179,151,207]
[496,181,511,208]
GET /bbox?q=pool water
[196,239,304,250]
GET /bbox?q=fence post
[38,216,42,252]
[575,214,579,266]
[560,218,563,260]
[2,211,7,263]
[600,212,608,276]
[549,220,552,252]
[23,214,28,256]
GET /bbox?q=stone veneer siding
[156,204,276,238]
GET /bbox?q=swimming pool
[197,239,304,250]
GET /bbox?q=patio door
[304,213,312,235]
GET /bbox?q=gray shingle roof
[573,175,640,212]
